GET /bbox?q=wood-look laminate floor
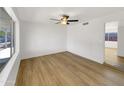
[105,48,124,71]
[16,52,124,86]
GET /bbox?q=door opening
[104,21,124,71]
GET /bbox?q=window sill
[0,51,20,85]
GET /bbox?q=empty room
[0,7,124,86]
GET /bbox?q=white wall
[105,41,117,48]
[20,22,67,59]
[0,8,20,86]
[118,26,124,57]
[67,12,124,64]
[67,19,105,64]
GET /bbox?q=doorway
[104,21,124,71]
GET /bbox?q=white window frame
[0,7,20,86]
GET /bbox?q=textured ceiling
[13,7,124,24]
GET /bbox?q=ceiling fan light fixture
[60,16,68,24]
[62,17,67,21]
[61,20,67,24]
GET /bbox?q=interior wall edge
[4,54,21,86]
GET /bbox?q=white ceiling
[13,7,124,24]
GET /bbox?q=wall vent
[83,22,89,25]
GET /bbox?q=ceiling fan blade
[68,20,79,22]
[50,18,60,21]
[67,23,70,25]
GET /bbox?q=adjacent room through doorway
[105,21,124,71]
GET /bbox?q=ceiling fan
[50,15,79,25]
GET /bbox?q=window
[105,22,118,42]
[105,32,117,41]
[0,8,15,72]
